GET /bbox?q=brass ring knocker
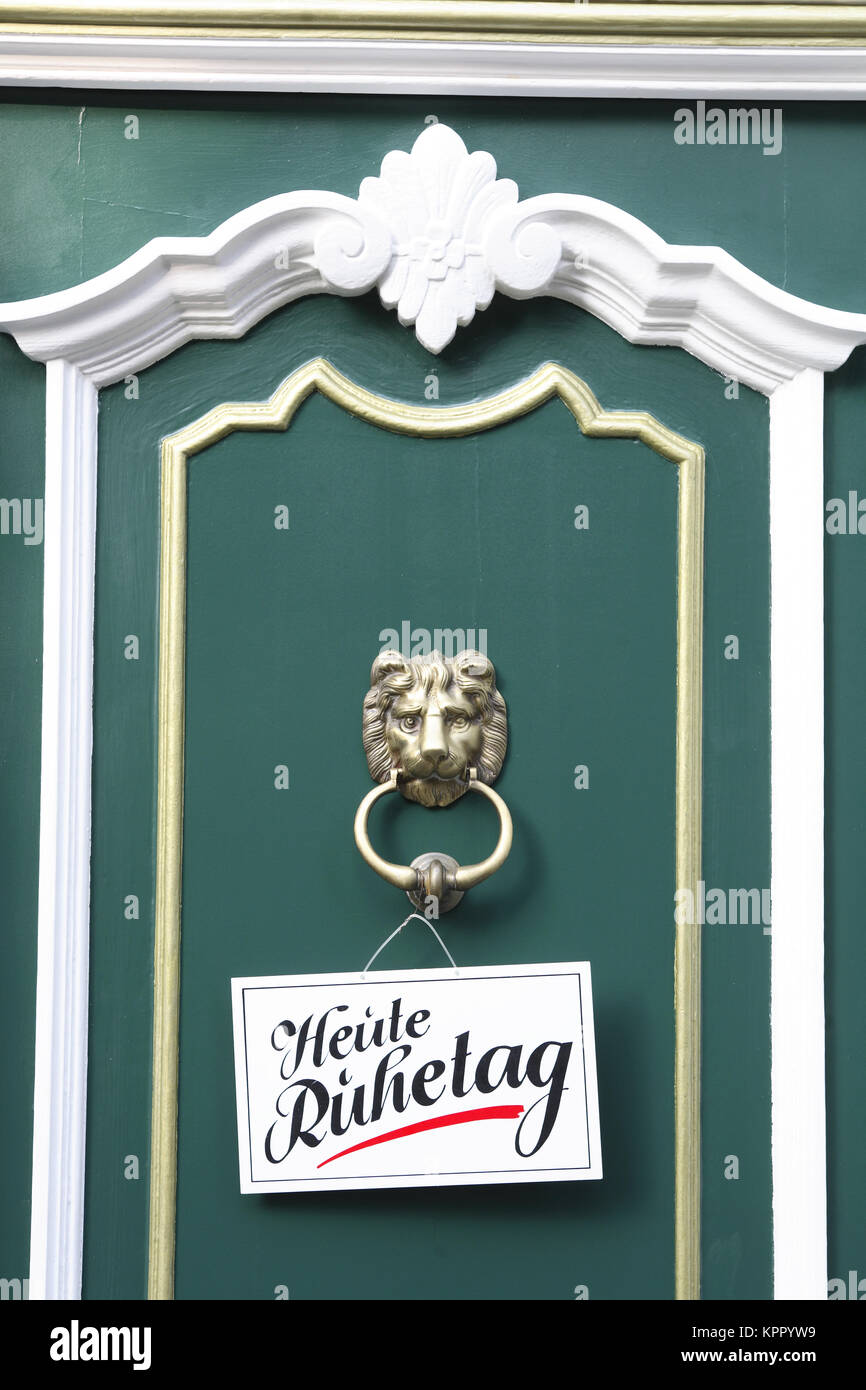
[354,769,513,914]
[354,647,512,914]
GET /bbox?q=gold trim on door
[3,2,866,47]
[148,357,704,1301]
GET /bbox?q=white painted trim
[2,37,866,99]
[2,122,866,389]
[0,191,392,386]
[769,370,827,1301]
[29,361,98,1302]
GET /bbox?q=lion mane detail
[362,649,507,805]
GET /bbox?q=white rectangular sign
[231,961,602,1194]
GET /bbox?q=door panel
[176,382,677,1300]
[83,290,771,1298]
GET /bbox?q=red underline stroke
[316,1104,525,1169]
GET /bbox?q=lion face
[362,650,507,807]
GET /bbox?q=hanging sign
[231,961,602,1194]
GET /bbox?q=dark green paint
[19,87,866,1298]
[5,93,866,315]
[179,389,679,1301]
[0,335,43,1295]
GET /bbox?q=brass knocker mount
[354,649,513,914]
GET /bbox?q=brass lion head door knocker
[354,649,513,913]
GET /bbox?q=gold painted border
[148,357,704,1301]
[3,2,866,45]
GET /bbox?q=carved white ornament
[2,121,866,391]
[357,123,560,353]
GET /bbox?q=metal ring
[353,770,513,904]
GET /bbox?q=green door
[2,94,804,1302]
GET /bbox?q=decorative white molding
[29,360,98,1301]
[514,196,866,395]
[769,370,828,1301]
[359,124,559,353]
[0,192,393,388]
[3,114,835,1301]
[3,37,866,99]
[3,122,866,389]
